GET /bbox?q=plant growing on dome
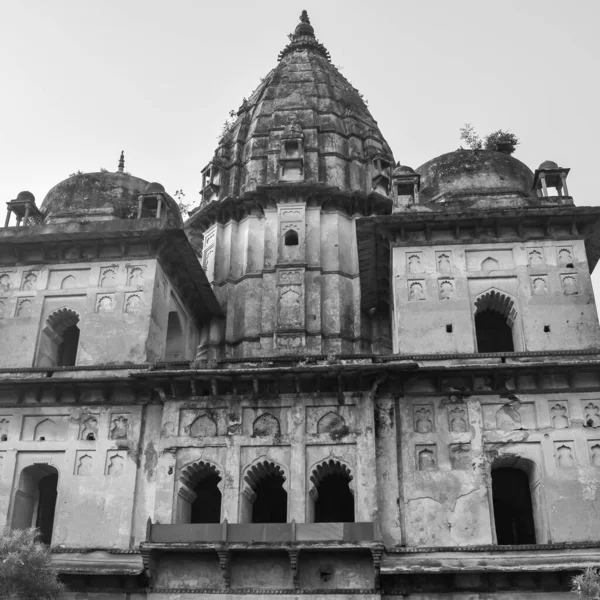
[459,123,483,151]
[484,129,519,155]
[460,124,519,155]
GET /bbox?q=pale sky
[2,1,600,288]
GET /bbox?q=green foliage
[484,129,519,154]
[459,124,520,155]
[0,528,64,600]
[572,567,600,600]
[460,123,483,150]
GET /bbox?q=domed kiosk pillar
[533,160,570,198]
[391,164,420,211]
[5,191,42,227]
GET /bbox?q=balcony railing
[146,520,379,545]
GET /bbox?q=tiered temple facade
[2,11,600,600]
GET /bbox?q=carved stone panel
[109,414,130,440]
[305,405,355,434]
[96,294,114,313]
[243,407,288,436]
[277,269,304,330]
[450,444,471,470]
[127,266,146,288]
[414,405,434,433]
[79,414,99,440]
[448,404,468,433]
[589,442,600,467]
[528,247,544,267]
[583,401,600,428]
[0,273,11,291]
[416,445,437,471]
[99,267,117,288]
[554,442,575,468]
[75,450,95,476]
[531,276,548,296]
[124,293,141,313]
[557,246,574,267]
[436,251,452,273]
[549,402,569,429]
[408,280,426,301]
[106,451,126,476]
[482,401,536,431]
[16,298,33,318]
[179,408,229,437]
[438,279,454,300]
[561,274,578,295]
[0,418,9,441]
[406,252,423,274]
[21,271,38,291]
[21,415,68,441]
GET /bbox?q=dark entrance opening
[475,309,514,352]
[492,467,536,545]
[57,325,80,367]
[37,472,58,544]
[191,472,222,524]
[252,473,287,523]
[11,465,59,545]
[315,473,354,522]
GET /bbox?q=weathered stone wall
[392,238,600,354]
[398,377,600,547]
[0,256,198,367]
[152,392,376,526]
[0,403,144,547]
[196,201,367,358]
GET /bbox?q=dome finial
[293,9,315,38]
[118,150,125,173]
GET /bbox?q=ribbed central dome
[202,11,393,201]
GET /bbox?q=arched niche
[176,460,223,524]
[35,307,81,367]
[11,464,59,545]
[488,455,547,545]
[241,458,288,523]
[252,413,280,437]
[316,411,346,435]
[474,289,522,352]
[308,458,355,523]
[34,419,57,442]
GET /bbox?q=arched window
[178,461,222,524]
[35,308,80,367]
[241,460,287,523]
[309,459,354,523]
[165,311,184,360]
[284,229,299,246]
[11,465,59,545]
[474,290,518,353]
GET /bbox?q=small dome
[393,164,415,176]
[416,149,534,205]
[145,182,166,194]
[15,191,35,202]
[41,171,182,226]
[539,160,559,170]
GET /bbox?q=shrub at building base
[0,527,63,600]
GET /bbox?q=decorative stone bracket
[287,548,300,589]
[216,549,231,588]
[371,545,384,590]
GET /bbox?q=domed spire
[278,10,331,62]
[295,10,315,37]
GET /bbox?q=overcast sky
[2,0,600,286]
